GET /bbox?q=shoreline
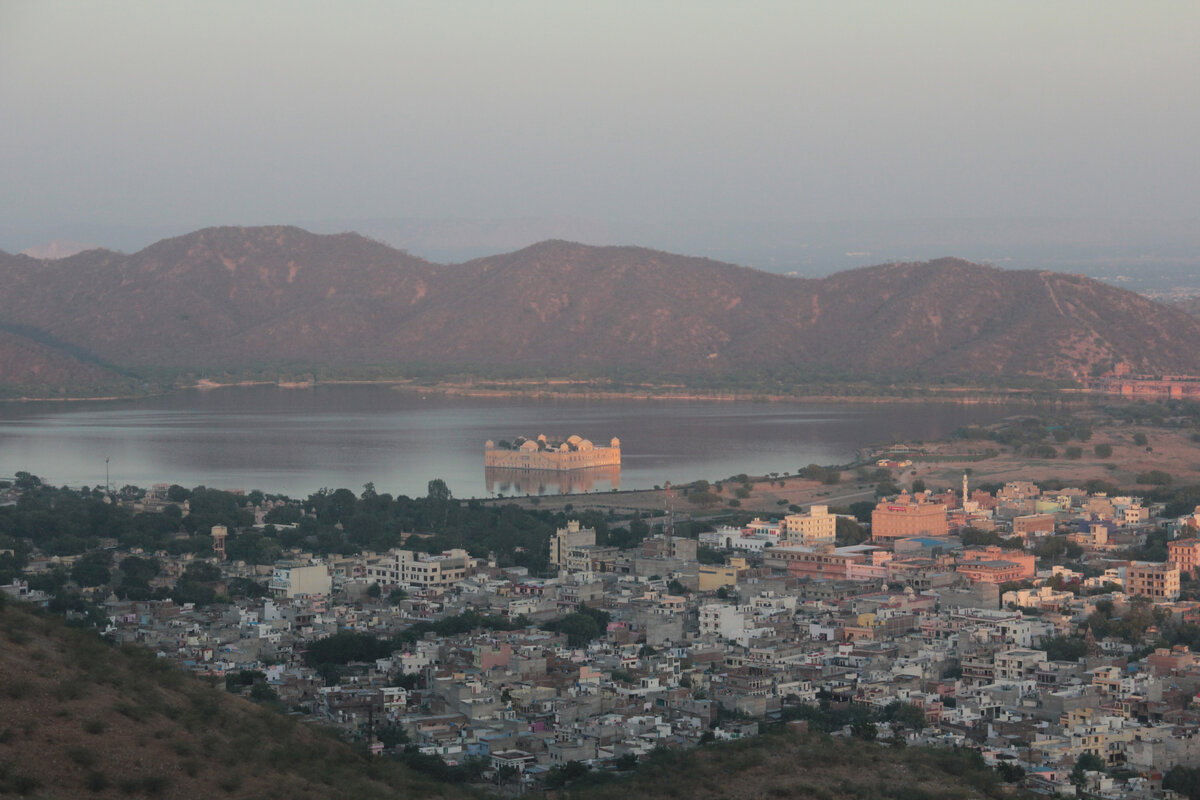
[0,377,1091,406]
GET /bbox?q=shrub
[9,773,42,794]
[55,678,90,701]
[1137,470,1173,486]
[84,770,110,792]
[4,628,31,645]
[67,745,98,768]
[140,774,170,796]
[218,773,244,793]
[3,679,32,699]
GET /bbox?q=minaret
[962,473,969,507]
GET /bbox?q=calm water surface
[0,386,1026,499]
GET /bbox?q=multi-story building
[993,647,1048,682]
[698,558,747,591]
[1168,539,1200,578]
[997,481,1041,502]
[782,505,836,547]
[564,544,619,573]
[767,545,853,580]
[366,548,470,590]
[871,493,948,543]
[1124,561,1180,600]
[1012,514,1055,537]
[551,520,596,569]
[698,603,746,640]
[955,546,1036,584]
[765,544,891,581]
[269,561,332,599]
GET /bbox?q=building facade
[269,561,332,599]
[782,505,836,547]
[1168,539,1200,578]
[871,493,948,543]
[1124,561,1180,601]
[485,435,620,472]
[367,549,470,590]
[551,520,596,569]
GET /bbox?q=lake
[0,385,1027,499]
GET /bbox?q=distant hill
[19,239,98,260]
[3,225,1200,395]
[0,326,134,398]
[0,599,465,799]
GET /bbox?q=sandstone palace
[484,434,621,472]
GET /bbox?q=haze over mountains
[2,225,1199,397]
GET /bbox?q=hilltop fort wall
[485,434,620,472]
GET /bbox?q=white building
[698,603,747,640]
[367,548,471,590]
[993,648,1048,681]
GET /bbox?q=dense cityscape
[7,434,1200,797]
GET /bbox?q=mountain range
[2,225,1199,397]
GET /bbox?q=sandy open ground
[484,421,1200,519]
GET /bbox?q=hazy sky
[2,1,1198,263]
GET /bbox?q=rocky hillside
[2,226,1199,395]
[0,598,465,799]
[570,728,1014,800]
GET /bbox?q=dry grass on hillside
[0,599,465,800]
[566,728,1019,800]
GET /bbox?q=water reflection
[0,385,1033,498]
[485,464,621,496]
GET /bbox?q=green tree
[1094,443,1113,458]
[1042,635,1088,662]
[1164,766,1200,800]
[851,719,877,741]
[305,631,392,667]
[14,471,42,490]
[71,556,111,588]
[848,501,875,522]
[1136,470,1172,486]
[996,762,1025,783]
[1071,752,1105,784]
[184,561,221,583]
[835,517,869,546]
[880,701,925,730]
[544,761,590,788]
[545,611,601,647]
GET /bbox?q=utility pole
[105,457,110,495]
[664,481,674,537]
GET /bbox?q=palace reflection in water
[484,464,621,496]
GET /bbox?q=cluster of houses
[8,477,1200,796]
